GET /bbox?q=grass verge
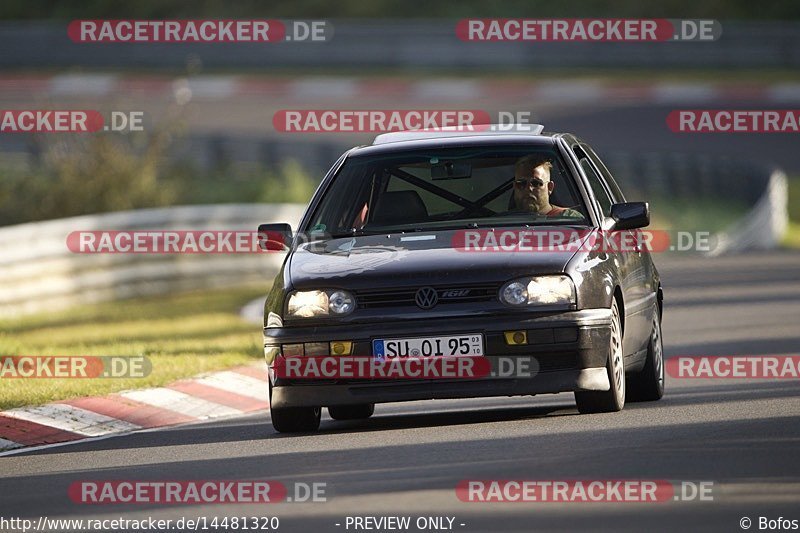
[0,286,267,410]
[648,197,749,234]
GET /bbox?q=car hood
[287,227,588,290]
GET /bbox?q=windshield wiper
[326,229,387,239]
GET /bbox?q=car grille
[355,283,499,309]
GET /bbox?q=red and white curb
[0,364,268,454]
[0,74,798,104]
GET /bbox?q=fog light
[504,331,528,345]
[304,342,329,356]
[282,343,304,357]
[330,341,352,355]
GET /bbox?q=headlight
[499,275,575,307]
[287,289,356,318]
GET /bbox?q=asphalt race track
[1,250,798,532]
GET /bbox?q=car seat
[371,190,429,225]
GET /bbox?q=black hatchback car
[260,127,664,432]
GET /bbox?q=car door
[574,144,652,359]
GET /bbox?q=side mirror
[257,223,293,251]
[609,202,650,230]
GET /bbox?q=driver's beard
[522,198,543,213]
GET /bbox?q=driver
[511,155,582,218]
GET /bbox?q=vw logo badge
[415,287,438,309]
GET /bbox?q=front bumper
[264,308,612,409]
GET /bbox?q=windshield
[307,145,589,236]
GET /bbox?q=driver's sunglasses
[514,177,546,188]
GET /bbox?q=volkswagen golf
[259,126,664,432]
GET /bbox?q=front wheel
[575,298,626,414]
[270,406,321,433]
[628,306,665,402]
[269,380,321,433]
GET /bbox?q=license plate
[373,334,483,359]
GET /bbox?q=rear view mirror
[431,161,472,180]
[610,202,650,230]
[257,223,293,251]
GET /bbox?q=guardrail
[709,169,789,255]
[0,204,305,317]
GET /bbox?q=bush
[0,129,318,226]
[0,124,180,225]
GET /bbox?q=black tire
[269,380,321,433]
[328,404,375,420]
[270,405,321,433]
[627,306,665,402]
[575,298,626,414]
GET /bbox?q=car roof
[373,124,547,145]
[349,128,565,157]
